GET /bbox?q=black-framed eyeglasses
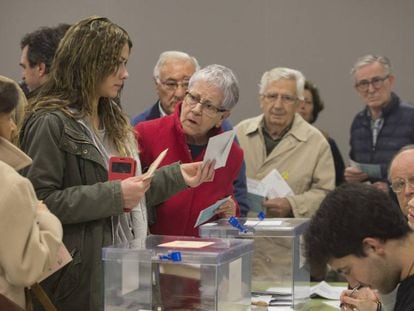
[159,79,189,91]
[390,176,414,193]
[261,93,297,104]
[355,75,389,92]
[185,91,226,118]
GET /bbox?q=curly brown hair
[28,16,135,156]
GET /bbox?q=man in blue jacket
[345,54,414,193]
[131,51,250,216]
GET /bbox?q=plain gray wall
[1,0,414,162]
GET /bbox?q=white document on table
[203,130,236,169]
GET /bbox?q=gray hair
[388,144,414,181]
[188,64,239,110]
[153,51,200,81]
[351,54,392,76]
[259,67,305,100]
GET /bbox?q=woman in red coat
[136,64,243,237]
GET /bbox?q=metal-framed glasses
[355,75,389,92]
[390,176,414,193]
[262,93,297,104]
[185,91,226,118]
[159,79,190,91]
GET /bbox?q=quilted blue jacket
[349,92,414,182]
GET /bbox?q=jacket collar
[0,137,32,170]
[364,92,400,118]
[245,113,310,142]
[381,92,400,117]
[146,100,162,120]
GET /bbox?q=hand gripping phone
[108,157,136,181]
[108,157,137,212]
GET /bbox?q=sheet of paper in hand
[349,159,382,179]
[247,178,267,213]
[143,148,168,180]
[203,130,236,169]
[194,196,232,227]
[261,169,294,198]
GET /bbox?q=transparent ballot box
[102,235,253,311]
[199,218,310,309]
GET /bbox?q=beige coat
[235,113,335,217]
[0,137,62,309]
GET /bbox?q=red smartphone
[108,157,136,181]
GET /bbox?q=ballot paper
[203,130,236,169]
[246,178,267,213]
[246,169,294,212]
[261,169,294,198]
[350,159,382,179]
[247,178,267,197]
[194,196,231,227]
[143,148,168,180]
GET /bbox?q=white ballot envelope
[247,178,267,197]
[261,169,294,198]
[246,178,267,213]
[247,169,294,200]
[203,130,236,169]
[194,196,231,227]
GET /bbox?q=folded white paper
[203,130,236,169]
[247,169,294,200]
[194,196,231,227]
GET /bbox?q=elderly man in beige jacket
[235,67,335,217]
[0,76,62,309]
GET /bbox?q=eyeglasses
[355,75,389,92]
[302,99,313,106]
[262,93,297,104]
[390,176,414,193]
[159,79,190,91]
[185,91,226,118]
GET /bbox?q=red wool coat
[135,103,243,236]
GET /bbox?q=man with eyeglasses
[131,51,198,124]
[389,145,414,229]
[345,54,414,193]
[131,51,250,216]
[235,67,335,218]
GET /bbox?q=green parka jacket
[19,109,187,311]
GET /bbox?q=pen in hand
[339,284,362,309]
